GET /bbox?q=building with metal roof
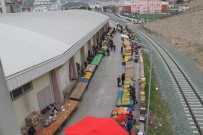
[0,10,109,90]
[0,10,110,128]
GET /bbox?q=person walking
[110,44,113,51]
[117,75,121,87]
[129,88,138,105]
[113,44,116,52]
[126,117,132,135]
[121,73,125,85]
[121,46,123,54]
[107,49,110,56]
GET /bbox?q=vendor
[50,105,58,115]
[49,113,57,123]
[117,75,121,87]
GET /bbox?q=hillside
[189,0,203,7]
[144,8,203,70]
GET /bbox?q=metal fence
[164,4,203,18]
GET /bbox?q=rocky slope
[189,0,203,8]
[144,8,203,70]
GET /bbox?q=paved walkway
[57,31,140,134]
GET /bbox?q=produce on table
[84,72,92,79]
[117,99,121,106]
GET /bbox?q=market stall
[69,82,88,100]
[85,64,96,73]
[37,100,78,135]
[65,116,128,135]
[111,107,128,126]
[116,88,134,108]
[140,90,146,114]
[125,68,134,78]
[91,54,103,66]
[125,61,134,69]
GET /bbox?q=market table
[85,64,96,73]
[125,68,134,78]
[37,100,78,135]
[69,82,88,100]
[125,61,134,69]
[91,54,103,66]
[79,72,93,83]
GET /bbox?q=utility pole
[147,0,149,20]
[1,0,7,13]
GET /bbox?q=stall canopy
[65,116,128,135]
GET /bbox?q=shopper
[117,76,121,87]
[130,84,136,95]
[28,126,36,135]
[121,46,123,54]
[129,89,138,105]
[107,49,110,56]
[126,117,132,135]
[113,44,116,52]
[121,73,125,85]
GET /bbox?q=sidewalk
[57,32,141,134]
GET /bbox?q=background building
[119,0,169,14]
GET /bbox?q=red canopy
[65,116,128,135]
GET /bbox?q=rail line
[128,24,203,135]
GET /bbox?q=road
[57,29,140,134]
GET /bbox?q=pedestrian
[117,75,121,87]
[107,49,110,56]
[109,39,113,51]
[128,89,138,105]
[28,126,36,135]
[110,44,113,51]
[130,84,136,95]
[84,61,87,68]
[113,44,116,52]
[121,46,123,54]
[121,73,125,85]
[126,117,132,135]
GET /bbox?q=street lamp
[142,48,152,135]
[137,42,154,135]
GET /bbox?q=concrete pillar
[0,60,20,135]
[50,69,64,103]
[0,0,6,13]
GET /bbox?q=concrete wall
[0,60,21,135]
[74,49,82,65]
[12,73,52,128]
[58,61,70,91]
[84,43,88,60]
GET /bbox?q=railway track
[127,24,203,135]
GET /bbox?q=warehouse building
[0,10,109,130]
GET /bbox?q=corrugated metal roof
[0,10,109,90]
[0,10,109,77]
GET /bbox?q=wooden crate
[25,111,41,126]
[125,61,134,69]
